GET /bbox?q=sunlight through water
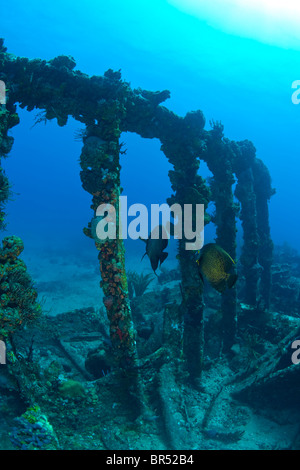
[168,0,300,49]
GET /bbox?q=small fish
[196,243,238,293]
[140,225,169,275]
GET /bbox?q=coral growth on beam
[0,38,275,381]
[0,236,41,340]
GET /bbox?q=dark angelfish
[196,243,238,293]
[140,225,169,275]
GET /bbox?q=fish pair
[140,225,238,292]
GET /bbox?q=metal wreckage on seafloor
[1,38,287,450]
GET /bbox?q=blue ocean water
[2,0,300,255]
[1,0,300,451]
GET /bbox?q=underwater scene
[1,0,300,453]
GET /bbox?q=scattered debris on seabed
[1,253,300,450]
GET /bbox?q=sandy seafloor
[3,238,300,450]
[21,240,178,316]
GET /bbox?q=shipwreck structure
[0,39,274,387]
